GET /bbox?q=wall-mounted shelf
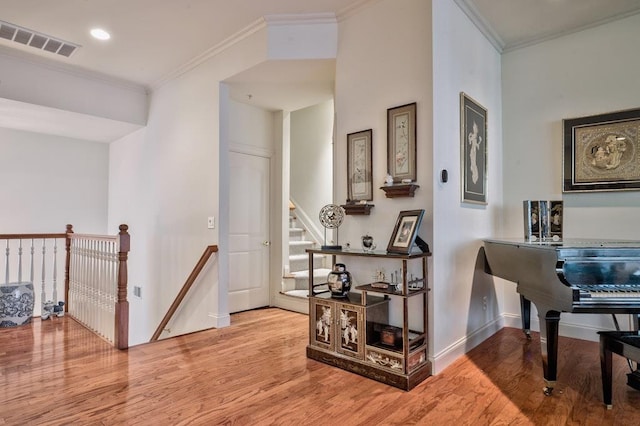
[380,183,419,198]
[341,203,374,215]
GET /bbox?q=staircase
[282,209,330,299]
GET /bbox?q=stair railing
[67,224,130,349]
[150,245,218,342]
[0,229,68,324]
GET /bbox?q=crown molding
[0,44,148,94]
[151,17,268,90]
[264,13,337,26]
[152,12,344,91]
[502,8,640,53]
[452,0,504,53]
[335,0,382,21]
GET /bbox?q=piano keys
[483,238,640,395]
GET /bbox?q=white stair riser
[289,254,325,273]
[289,228,304,242]
[289,241,314,256]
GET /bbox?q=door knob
[262,241,271,246]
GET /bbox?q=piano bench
[598,331,640,409]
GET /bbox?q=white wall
[500,13,640,338]
[430,1,504,372]
[108,27,271,345]
[0,127,109,233]
[108,16,339,345]
[290,99,334,238]
[334,0,436,360]
[335,0,432,249]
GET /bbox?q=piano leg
[519,295,532,340]
[538,307,561,396]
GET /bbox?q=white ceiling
[1,0,640,141]
[458,0,640,52]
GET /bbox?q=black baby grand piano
[483,238,640,395]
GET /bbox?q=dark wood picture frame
[460,93,487,205]
[563,108,640,192]
[387,103,417,183]
[386,209,425,254]
[347,129,373,201]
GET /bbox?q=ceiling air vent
[0,20,80,58]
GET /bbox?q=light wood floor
[1,308,639,425]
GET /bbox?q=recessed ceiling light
[90,28,110,41]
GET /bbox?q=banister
[0,233,67,240]
[115,224,130,349]
[150,245,219,342]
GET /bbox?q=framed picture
[460,93,487,204]
[386,209,425,254]
[347,129,373,201]
[387,102,416,183]
[563,108,640,192]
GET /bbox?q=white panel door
[228,151,270,313]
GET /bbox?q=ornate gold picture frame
[563,108,640,192]
[347,129,373,201]
[387,103,416,183]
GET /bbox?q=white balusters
[52,240,57,303]
[67,235,118,344]
[30,240,34,284]
[17,240,22,283]
[41,242,46,313]
[0,236,64,318]
[5,240,9,284]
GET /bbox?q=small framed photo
[386,209,425,254]
[460,93,487,204]
[347,129,373,201]
[387,102,417,183]
[563,108,640,192]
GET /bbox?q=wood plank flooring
[1,308,639,425]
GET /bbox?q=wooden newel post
[115,224,130,350]
[64,224,73,313]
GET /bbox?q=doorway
[228,149,271,313]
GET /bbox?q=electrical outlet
[482,296,487,311]
[207,216,215,229]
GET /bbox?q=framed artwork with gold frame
[563,108,640,192]
[347,129,373,201]
[387,103,416,183]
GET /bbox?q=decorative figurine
[384,174,394,186]
[41,301,65,320]
[361,234,376,252]
[319,204,345,250]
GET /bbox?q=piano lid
[483,238,640,258]
[483,238,640,249]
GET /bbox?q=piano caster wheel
[543,386,553,396]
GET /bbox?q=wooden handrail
[0,233,67,240]
[150,245,219,342]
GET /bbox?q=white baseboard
[272,292,309,314]
[207,312,231,328]
[433,313,617,374]
[431,316,504,374]
[503,312,608,343]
